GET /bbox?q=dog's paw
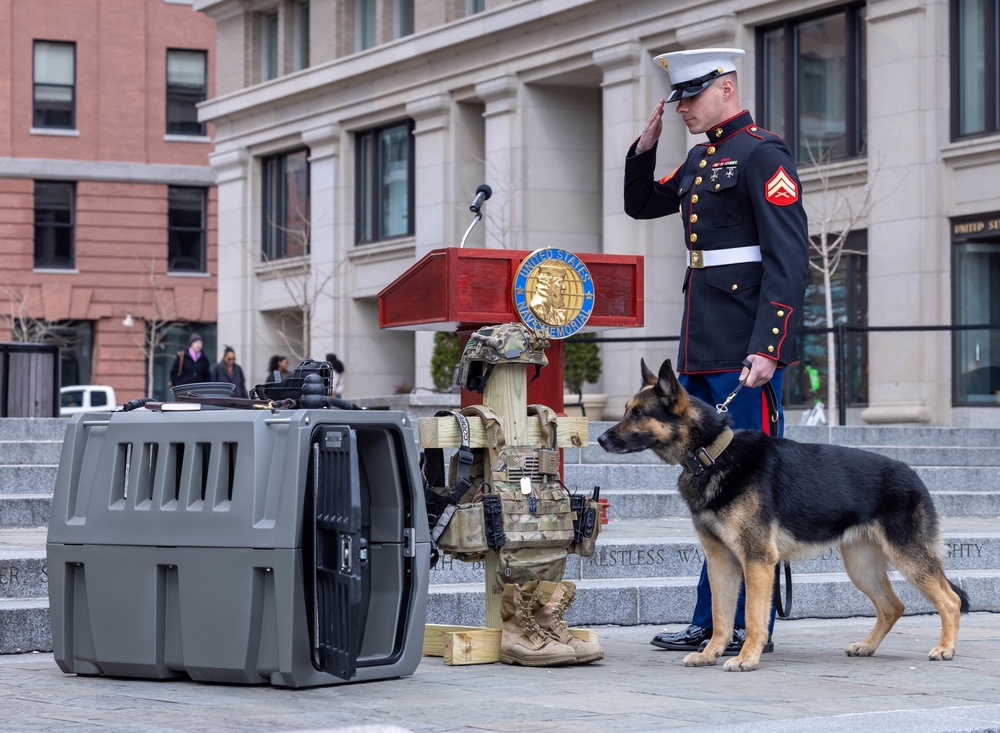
[844,642,877,657]
[722,656,759,672]
[928,646,955,661]
[682,651,718,667]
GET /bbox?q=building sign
[512,248,595,339]
[951,212,1000,240]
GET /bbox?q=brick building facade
[0,0,217,403]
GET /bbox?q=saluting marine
[623,48,810,656]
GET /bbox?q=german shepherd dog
[598,359,971,672]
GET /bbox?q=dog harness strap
[683,426,734,474]
[688,245,762,269]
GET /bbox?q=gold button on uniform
[767,346,775,353]
[731,284,738,291]
[715,184,721,189]
[715,128,723,138]
[750,127,757,132]
[772,327,779,335]
[777,310,784,317]
[690,214,698,223]
[691,194,699,203]
[690,233,698,243]
[707,146,716,155]
[699,160,707,169]
[695,176,702,185]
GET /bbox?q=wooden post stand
[379,247,643,666]
[417,361,597,665]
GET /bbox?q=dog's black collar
[683,427,734,475]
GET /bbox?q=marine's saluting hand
[635,99,666,155]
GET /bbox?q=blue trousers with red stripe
[679,368,784,634]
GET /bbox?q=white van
[60,385,118,417]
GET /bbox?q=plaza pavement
[3,612,1000,733]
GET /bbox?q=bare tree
[255,212,339,365]
[805,150,884,421]
[128,258,189,396]
[0,284,79,348]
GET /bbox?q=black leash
[720,359,788,616]
[773,560,793,618]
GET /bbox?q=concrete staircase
[0,418,63,653]
[3,418,1000,653]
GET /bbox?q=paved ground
[3,613,1000,733]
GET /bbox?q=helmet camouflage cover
[458,323,550,393]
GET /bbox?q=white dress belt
[689,245,762,269]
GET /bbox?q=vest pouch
[495,546,568,590]
[569,497,602,557]
[496,485,575,550]
[434,502,489,561]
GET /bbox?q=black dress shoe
[698,628,774,656]
[650,624,712,651]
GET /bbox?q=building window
[952,214,1000,405]
[168,187,206,272]
[758,5,866,163]
[356,121,414,244]
[55,321,93,387]
[466,0,485,14]
[33,41,76,130]
[785,231,868,408]
[262,149,310,261]
[951,0,999,138]
[357,0,376,50]
[166,49,207,136]
[395,0,414,38]
[34,181,75,270]
[293,1,310,71]
[261,12,279,81]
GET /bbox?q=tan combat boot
[499,582,577,667]
[531,580,604,664]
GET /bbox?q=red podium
[378,247,644,408]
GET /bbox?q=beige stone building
[194,0,1000,426]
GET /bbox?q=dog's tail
[949,580,971,614]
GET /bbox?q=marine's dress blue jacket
[624,109,809,373]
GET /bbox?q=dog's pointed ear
[656,359,682,400]
[640,358,657,387]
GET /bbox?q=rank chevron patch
[765,166,798,206]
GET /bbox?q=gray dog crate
[46,408,430,687]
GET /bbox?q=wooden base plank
[423,624,600,666]
[418,415,587,449]
[444,628,502,665]
[422,624,490,657]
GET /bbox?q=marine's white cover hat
[653,48,746,102]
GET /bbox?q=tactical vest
[421,405,601,585]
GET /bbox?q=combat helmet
[458,322,550,393]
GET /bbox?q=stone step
[574,442,1000,467]
[586,422,1000,448]
[425,569,1000,628]
[0,465,58,495]
[10,519,996,601]
[0,497,50,530]
[0,599,50,654]
[784,425,1000,448]
[0,441,63,467]
[563,463,1000,492]
[0,418,68,442]
[7,568,996,656]
[15,528,994,598]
